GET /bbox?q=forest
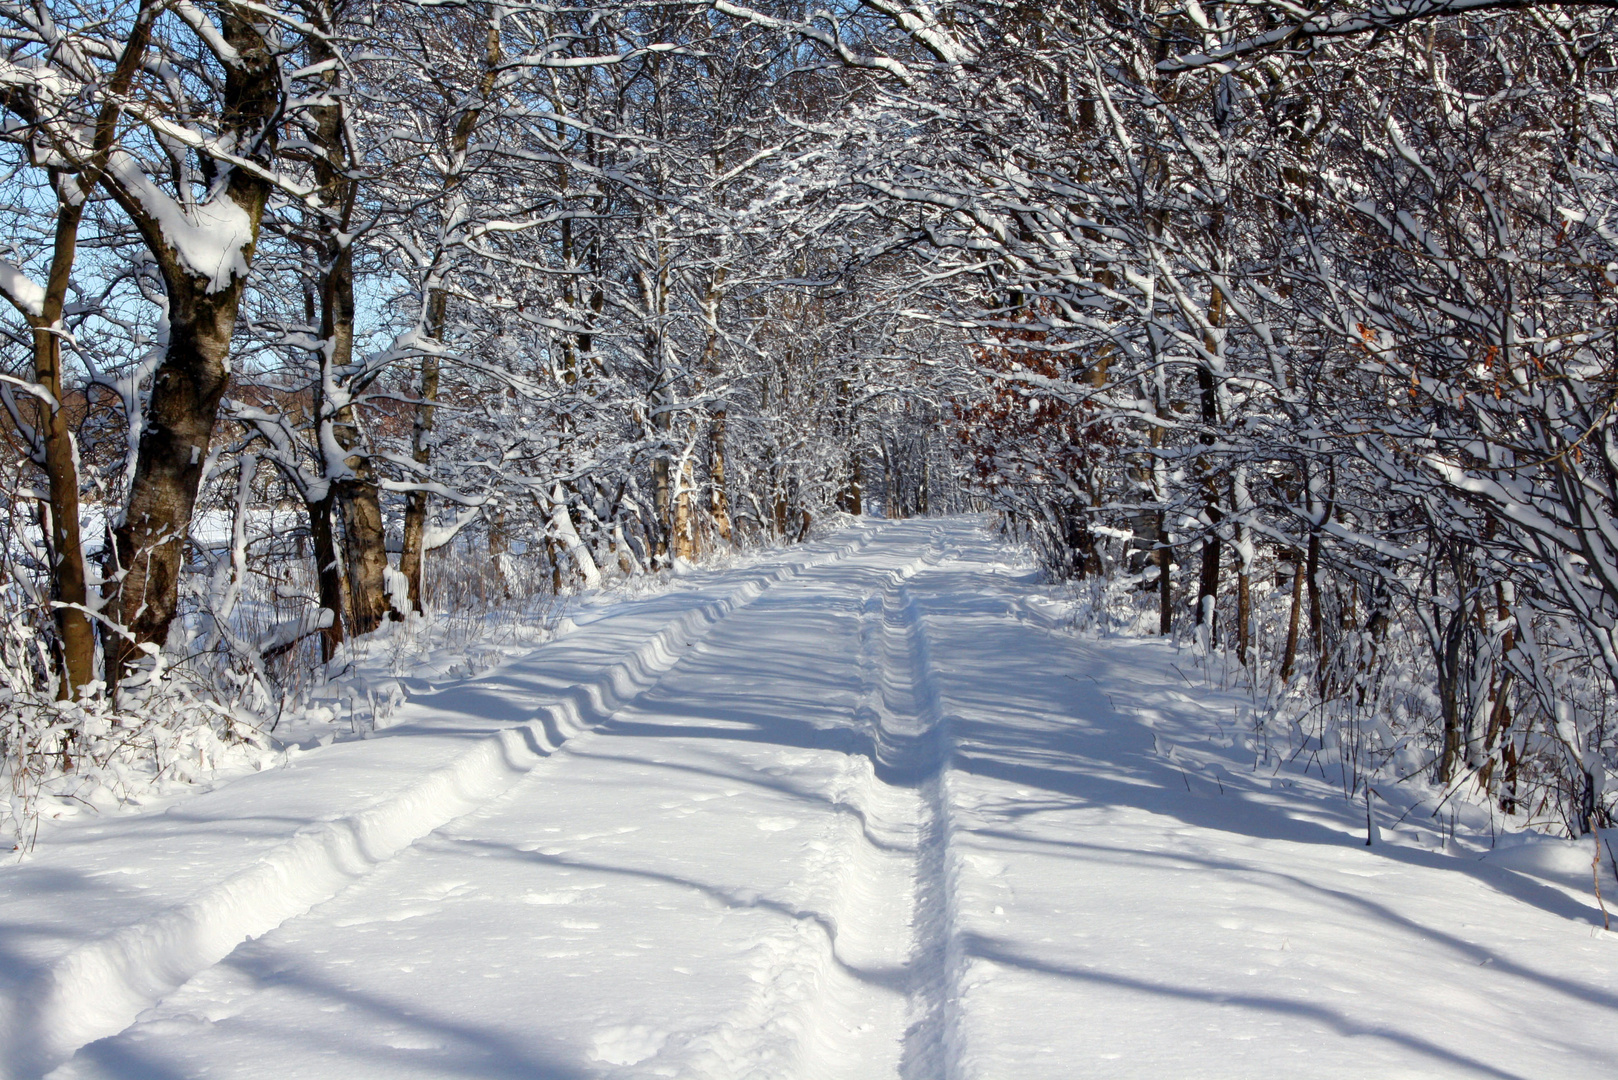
[1,0,1615,846]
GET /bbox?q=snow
[105,152,256,294]
[2,518,1615,1079]
[0,259,44,319]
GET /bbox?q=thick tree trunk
[771,456,790,538]
[1480,581,1516,803]
[488,508,508,556]
[834,377,862,516]
[650,328,674,563]
[546,535,564,594]
[37,340,93,697]
[337,453,392,637]
[324,249,394,637]
[885,440,903,518]
[99,4,279,693]
[107,284,247,689]
[399,486,430,613]
[1500,730,1521,816]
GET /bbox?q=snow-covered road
[3,518,1615,1079]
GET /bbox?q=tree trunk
[1157,510,1172,635]
[1197,525,1222,638]
[398,17,499,609]
[34,190,94,697]
[308,492,345,662]
[1480,580,1516,803]
[488,507,508,556]
[650,321,674,562]
[1194,353,1222,638]
[673,448,697,561]
[323,245,393,638]
[107,285,249,689]
[1306,525,1324,668]
[651,454,671,561]
[1279,547,1306,681]
[398,290,441,613]
[299,9,394,639]
[550,484,600,587]
[337,451,392,636]
[2,0,158,697]
[1437,605,1467,784]
[844,448,863,516]
[100,5,279,691]
[1235,545,1252,666]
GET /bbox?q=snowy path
[4,518,1616,1079]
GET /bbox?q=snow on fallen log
[257,606,336,660]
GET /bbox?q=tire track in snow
[1,528,880,1080]
[678,526,964,1080]
[884,531,963,1080]
[822,528,962,1080]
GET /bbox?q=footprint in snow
[754,817,798,832]
[590,1024,667,1065]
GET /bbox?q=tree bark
[298,6,395,638]
[651,453,672,559]
[710,407,733,541]
[1152,510,1171,635]
[1279,546,1306,681]
[320,234,393,637]
[1194,357,1223,638]
[1197,521,1223,637]
[844,447,863,516]
[336,441,392,636]
[1235,542,1252,665]
[398,289,442,613]
[0,0,162,699]
[673,446,698,561]
[109,277,247,683]
[101,6,286,690]
[308,491,345,662]
[28,187,94,697]
[1306,525,1324,656]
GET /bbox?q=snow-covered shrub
[1055,526,1617,843]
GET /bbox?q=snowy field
[1,517,1614,1079]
